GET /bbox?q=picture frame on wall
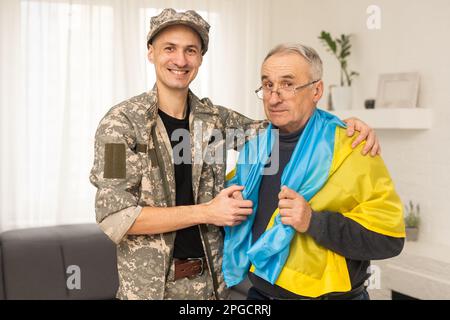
[376,72,420,108]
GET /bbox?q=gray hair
[264,43,323,81]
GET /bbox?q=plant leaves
[318,31,337,54]
[319,31,359,85]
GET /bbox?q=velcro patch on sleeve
[104,143,126,179]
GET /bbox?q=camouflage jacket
[89,88,266,300]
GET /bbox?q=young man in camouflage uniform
[89,8,380,300]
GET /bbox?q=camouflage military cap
[147,8,210,55]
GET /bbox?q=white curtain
[0,0,271,231]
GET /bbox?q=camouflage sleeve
[99,206,142,244]
[89,109,142,244]
[216,105,268,150]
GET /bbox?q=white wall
[267,0,450,250]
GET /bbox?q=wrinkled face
[261,52,323,133]
[148,24,203,92]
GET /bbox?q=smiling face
[148,24,203,93]
[261,52,323,133]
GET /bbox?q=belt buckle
[186,258,204,279]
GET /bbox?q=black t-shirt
[158,107,205,259]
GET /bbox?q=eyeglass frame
[255,79,321,100]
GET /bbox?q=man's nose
[172,50,188,67]
[268,90,282,105]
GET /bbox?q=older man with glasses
[224,43,405,300]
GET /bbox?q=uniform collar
[144,85,219,120]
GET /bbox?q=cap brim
[148,20,208,54]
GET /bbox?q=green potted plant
[318,31,359,110]
[404,200,420,241]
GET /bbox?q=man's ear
[147,45,154,64]
[313,80,324,103]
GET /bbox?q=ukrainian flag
[223,108,405,298]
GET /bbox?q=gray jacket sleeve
[306,211,405,261]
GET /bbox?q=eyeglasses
[255,79,320,100]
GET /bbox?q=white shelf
[327,108,432,130]
[376,242,450,299]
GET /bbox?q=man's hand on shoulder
[343,117,381,157]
